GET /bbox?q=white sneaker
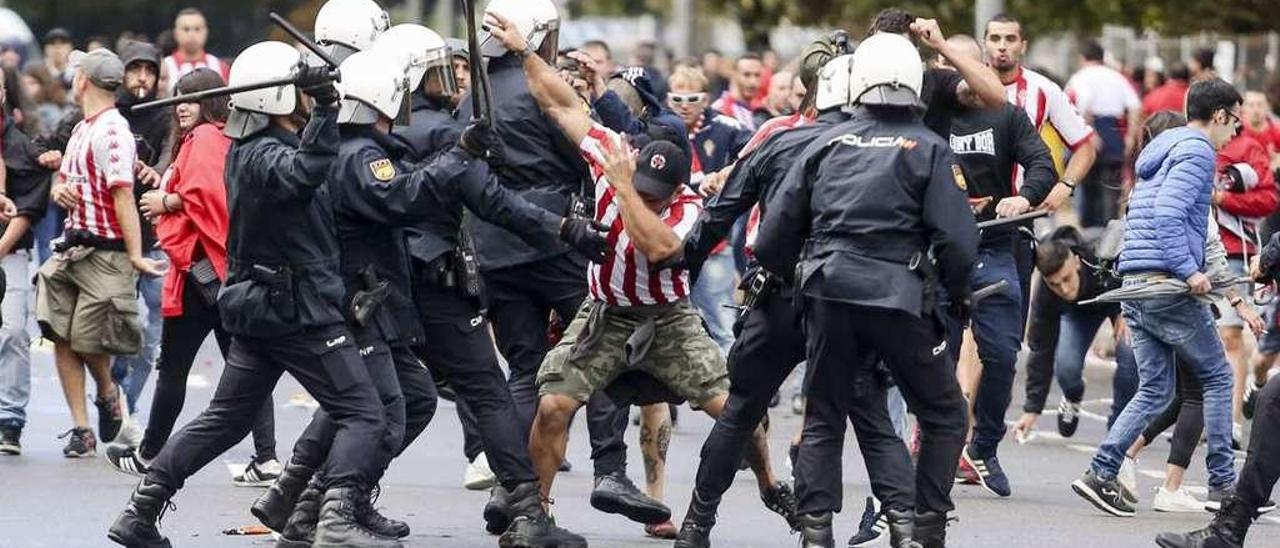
[233,458,282,487]
[464,452,496,491]
[1118,456,1139,504]
[1152,487,1206,513]
[114,419,144,449]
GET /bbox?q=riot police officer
[313,0,390,64]
[108,41,398,548]
[463,0,663,530]
[755,33,978,548]
[673,45,857,548]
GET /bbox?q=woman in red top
[105,69,279,484]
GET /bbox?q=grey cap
[67,48,125,90]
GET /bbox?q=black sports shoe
[590,471,671,524]
[1071,469,1135,517]
[0,425,21,455]
[1057,400,1081,438]
[847,497,885,547]
[106,444,150,477]
[60,426,96,458]
[963,446,1012,497]
[760,482,799,529]
[1204,485,1231,512]
[95,390,124,444]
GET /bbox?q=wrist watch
[1229,296,1244,307]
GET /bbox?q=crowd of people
[0,1,1277,548]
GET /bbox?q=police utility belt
[420,240,483,300]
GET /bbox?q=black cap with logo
[632,140,689,200]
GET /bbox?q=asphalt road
[1,340,1277,548]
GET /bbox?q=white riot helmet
[813,54,855,112]
[225,41,301,138]
[848,33,923,108]
[315,0,391,63]
[479,0,559,62]
[372,24,457,99]
[337,50,410,125]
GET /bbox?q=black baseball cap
[633,140,689,200]
[43,28,72,45]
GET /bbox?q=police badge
[369,158,397,182]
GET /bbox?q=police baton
[975,209,1050,230]
[970,279,1009,305]
[268,12,341,69]
[128,66,339,112]
[460,0,492,123]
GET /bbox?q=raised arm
[912,19,1004,108]
[484,12,592,144]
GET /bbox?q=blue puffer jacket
[1118,127,1217,279]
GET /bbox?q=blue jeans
[691,248,737,357]
[32,203,64,265]
[1091,288,1237,489]
[969,247,1023,457]
[112,249,166,414]
[1054,309,1140,428]
[0,252,33,428]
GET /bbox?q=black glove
[946,296,973,328]
[458,120,493,159]
[295,63,339,105]
[559,217,610,263]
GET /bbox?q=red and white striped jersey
[163,52,230,94]
[711,92,757,131]
[1004,66,1094,187]
[59,107,136,240]
[579,124,702,306]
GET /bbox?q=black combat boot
[354,484,410,538]
[107,478,176,548]
[673,491,718,548]
[276,481,323,548]
[497,482,588,548]
[484,484,513,534]
[912,510,948,548]
[251,458,315,532]
[798,512,835,548]
[1155,493,1255,548]
[884,508,916,548]
[313,486,403,548]
[589,470,671,524]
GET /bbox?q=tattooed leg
[640,403,672,502]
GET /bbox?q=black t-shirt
[921,68,963,138]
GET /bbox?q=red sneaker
[645,520,677,539]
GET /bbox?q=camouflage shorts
[537,299,729,407]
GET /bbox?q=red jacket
[154,123,231,317]
[1216,133,1278,256]
[1141,80,1188,116]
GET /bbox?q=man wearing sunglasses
[1072,78,1247,519]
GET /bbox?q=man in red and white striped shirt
[482,12,794,530]
[161,8,230,94]
[36,48,166,458]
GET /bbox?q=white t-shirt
[1066,64,1141,119]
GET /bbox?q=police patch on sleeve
[951,164,968,191]
[369,158,396,182]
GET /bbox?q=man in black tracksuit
[755,33,978,548]
[107,58,397,548]
[458,49,662,526]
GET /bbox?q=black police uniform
[458,53,629,478]
[394,91,574,490]
[677,110,917,521]
[282,122,515,486]
[144,105,388,493]
[755,106,978,518]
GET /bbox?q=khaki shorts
[36,246,141,356]
[537,299,729,407]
